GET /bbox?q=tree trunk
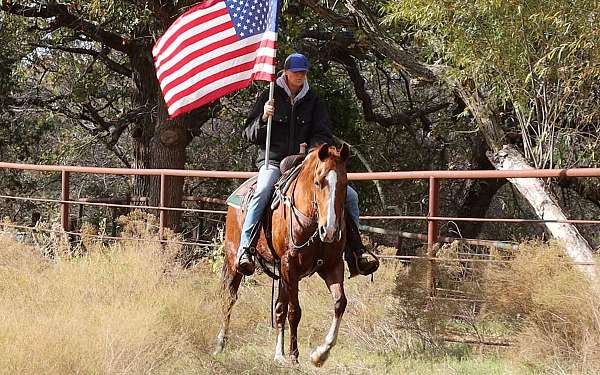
[147,100,192,231]
[130,53,155,207]
[453,83,597,284]
[454,136,507,239]
[456,180,506,239]
[129,49,211,230]
[488,145,597,283]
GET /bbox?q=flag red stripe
[154,11,232,69]
[160,39,276,93]
[252,53,278,67]
[153,0,279,118]
[153,0,226,58]
[169,80,252,118]
[252,71,275,81]
[166,58,274,107]
[157,32,239,82]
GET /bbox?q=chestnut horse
[214,143,350,366]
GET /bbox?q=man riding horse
[235,52,379,278]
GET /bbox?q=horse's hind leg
[214,259,242,355]
[310,261,347,367]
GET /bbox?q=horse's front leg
[310,261,347,367]
[273,279,288,363]
[287,280,301,364]
[286,270,302,364]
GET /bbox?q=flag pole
[263,74,276,170]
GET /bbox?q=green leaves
[383,0,599,168]
[384,0,598,101]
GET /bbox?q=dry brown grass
[5,218,597,374]
[0,225,413,375]
[0,233,214,374]
[393,239,600,374]
[483,241,600,373]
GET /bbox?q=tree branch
[299,0,442,81]
[325,45,449,131]
[2,2,134,54]
[30,43,132,77]
[298,0,355,28]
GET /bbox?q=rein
[284,163,327,280]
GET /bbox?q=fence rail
[3,161,600,244]
[2,161,599,275]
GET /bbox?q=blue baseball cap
[284,53,310,72]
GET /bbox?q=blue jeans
[239,164,281,249]
[238,165,361,251]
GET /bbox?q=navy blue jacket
[242,84,333,168]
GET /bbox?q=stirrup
[354,249,379,277]
[236,247,255,276]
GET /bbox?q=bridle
[282,160,343,249]
[282,167,319,249]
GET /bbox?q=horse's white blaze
[323,170,338,241]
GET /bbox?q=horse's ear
[340,143,350,162]
[318,143,329,162]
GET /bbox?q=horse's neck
[290,159,316,215]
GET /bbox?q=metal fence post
[159,173,166,240]
[61,170,70,231]
[427,176,440,296]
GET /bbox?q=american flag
[153,0,279,119]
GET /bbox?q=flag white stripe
[154,14,232,69]
[157,27,238,83]
[252,61,277,74]
[168,59,276,115]
[164,50,264,103]
[169,70,257,114]
[159,31,277,79]
[153,2,227,57]
[159,33,276,89]
[163,47,275,104]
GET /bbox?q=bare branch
[2,2,134,54]
[30,43,132,77]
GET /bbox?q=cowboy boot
[345,219,379,278]
[235,245,255,276]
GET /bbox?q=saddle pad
[226,176,257,209]
[226,160,304,210]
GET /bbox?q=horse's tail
[218,249,233,298]
[214,240,242,355]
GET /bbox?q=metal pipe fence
[1,161,599,271]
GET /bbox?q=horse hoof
[274,354,286,364]
[310,348,329,367]
[213,344,224,356]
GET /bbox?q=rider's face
[284,70,307,92]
